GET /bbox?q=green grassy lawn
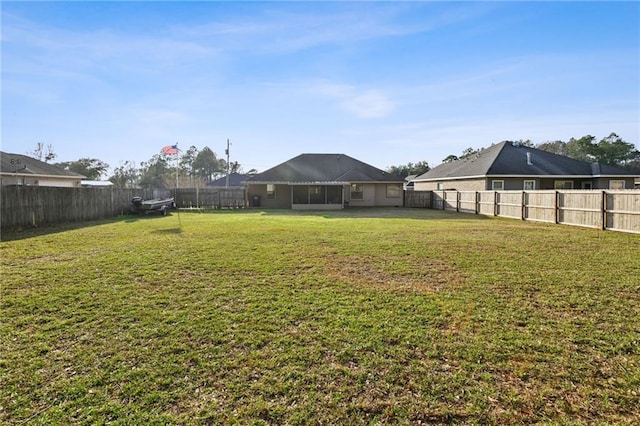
[1,208,639,424]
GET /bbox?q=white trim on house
[1,172,81,181]
[413,174,486,182]
[250,181,350,185]
[413,173,636,182]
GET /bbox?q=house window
[436,183,444,190]
[582,182,593,189]
[609,180,625,190]
[266,184,276,199]
[350,184,363,200]
[554,181,573,189]
[523,180,536,190]
[491,180,504,190]
[386,184,402,198]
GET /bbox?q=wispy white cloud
[303,82,394,118]
[167,2,493,54]
[341,89,394,119]
[2,12,216,78]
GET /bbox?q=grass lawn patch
[2,208,639,424]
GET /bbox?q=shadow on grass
[151,227,183,235]
[1,208,487,241]
[1,214,176,242]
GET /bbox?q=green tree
[179,146,199,176]
[109,161,139,189]
[441,147,481,164]
[139,155,172,189]
[386,161,430,178]
[55,158,110,180]
[178,145,199,186]
[460,147,479,160]
[193,147,223,183]
[580,133,639,166]
[536,140,568,156]
[537,133,639,167]
[505,139,534,147]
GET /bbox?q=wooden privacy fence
[1,186,157,233]
[405,190,640,234]
[174,188,246,209]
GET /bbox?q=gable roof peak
[248,152,403,183]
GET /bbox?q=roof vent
[526,152,533,166]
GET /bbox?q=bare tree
[29,142,57,163]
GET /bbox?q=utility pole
[225,138,230,188]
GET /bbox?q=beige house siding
[247,184,291,209]
[593,177,635,189]
[415,177,636,191]
[1,174,81,187]
[346,183,403,207]
[347,183,376,207]
[375,183,403,207]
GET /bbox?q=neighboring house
[404,174,417,191]
[0,151,85,187]
[207,172,251,189]
[412,141,637,191]
[246,153,405,209]
[81,180,114,188]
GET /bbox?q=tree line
[33,144,250,189]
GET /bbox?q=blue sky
[2,1,639,175]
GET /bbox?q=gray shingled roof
[414,142,634,181]
[0,152,85,178]
[207,172,251,187]
[248,153,403,184]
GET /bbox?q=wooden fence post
[521,191,526,220]
[601,190,607,231]
[475,191,479,214]
[555,191,560,224]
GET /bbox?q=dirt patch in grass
[323,254,465,293]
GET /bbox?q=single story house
[246,153,405,209]
[0,151,85,187]
[412,141,638,191]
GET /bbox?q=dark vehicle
[130,196,176,216]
